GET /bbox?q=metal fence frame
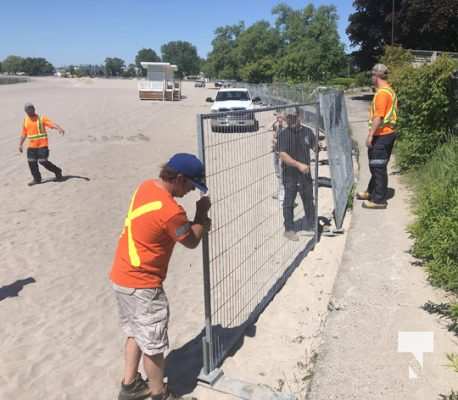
[318,90,354,230]
[197,102,321,383]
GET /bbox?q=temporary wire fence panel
[197,103,322,380]
[318,89,354,229]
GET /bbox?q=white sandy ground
[0,77,347,400]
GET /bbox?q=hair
[372,63,389,80]
[159,164,180,182]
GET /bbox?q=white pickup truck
[206,88,261,133]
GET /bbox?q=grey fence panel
[319,89,354,229]
[197,103,322,381]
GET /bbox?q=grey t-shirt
[278,125,316,177]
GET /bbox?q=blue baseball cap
[166,153,208,193]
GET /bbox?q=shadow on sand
[0,277,36,302]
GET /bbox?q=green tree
[235,21,281,67]
[124,64,137,78]
[2,55,25,74]
[205,22,245,79]
[161,41,200,78]
[274,4,346,82]
[104,57,125,77]
[21,57,54,75]
[347,0,458,70]
[135,48,161,77]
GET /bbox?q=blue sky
[0,0,355,67]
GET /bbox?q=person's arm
[367,117,382,147]
[18,135,26,153]
[179,197,211,249]
[279,152,310,174]
[367,92,388,147]
[44,116,65,135]
[19,122,27,153]
[52,123,65,135]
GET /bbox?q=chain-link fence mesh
[318,89,354,229]
[197,102,328,380]
[197,84,353,381]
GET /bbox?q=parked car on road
[206,88,261,133]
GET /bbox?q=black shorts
[27,147,49,162]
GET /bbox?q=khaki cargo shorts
[113,284,169,356]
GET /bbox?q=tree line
[2,1,457,81]
[1,56,54,76]
[203,3,347,83]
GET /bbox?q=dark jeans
[283,173,315,231]
[27,147,62,182]
[367,133,397,203]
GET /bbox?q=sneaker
[151,387,195,400]
[54,170,64,181]
[118,373,151,400]
[362,200,387,209]
[356,191,370,200]
[284,231,299,241]
[28,179,41,186]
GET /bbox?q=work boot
[28,179,41,186]
[118,373,151,400]
[151,386,196,400]
[284,231,299,241]
[356,191,370,200]
[54,170,64,181]
[362,200,387,209]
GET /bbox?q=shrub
[409,139,458,293]
[391,56,457,170]
[326,77,356,89]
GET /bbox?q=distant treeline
[1,56,54,76]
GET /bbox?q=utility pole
[391,0,395,45]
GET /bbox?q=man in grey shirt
[278,113,317,241]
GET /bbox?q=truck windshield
[215,91,250,101]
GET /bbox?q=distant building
[409,49,458,67]
[138,62,181,101]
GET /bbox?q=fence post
[196,114,213,376]
[196,114,223,385]
[314,101,321,246]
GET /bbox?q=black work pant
[283,173,315,231]
[367,133,397,203]
[27,147,62,182]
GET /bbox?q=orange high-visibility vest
[369,86,398,135]
[23,115,49,148]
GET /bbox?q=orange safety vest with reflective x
[110,180,192,289]
[369,85,398,136]
[22,115,54,148]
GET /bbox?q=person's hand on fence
[202,217,212,232]
[196,196,211,215]
[297,162,310,174]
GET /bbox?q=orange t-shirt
[21,115,54,148]
[110,180,192,288]
[370,86,396,136]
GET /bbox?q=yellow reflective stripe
[28,133,48,140]
[124,188,163,267]
[369,87,398,129]
[37,116,44,133]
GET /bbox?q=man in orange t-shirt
[19,103,65,186]
[110,153,211,400]
[357,64,398,209]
